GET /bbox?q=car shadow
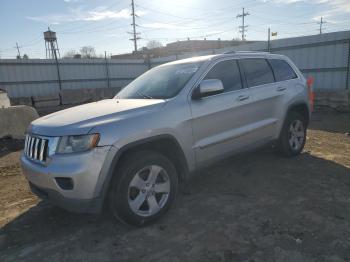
[1,150,350,261]
[0,138,24,158]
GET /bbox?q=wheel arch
[285,102,310,126]
[98,134,189,206]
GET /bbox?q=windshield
[116,62,203,99]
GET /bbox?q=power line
[2,0,349,58]
[137,0,259,21]
[250,14,316,27]
[54,2,129,34]
[143,28,235,42]
[138,17,237,33]
[60,23,130,35]
[237,7,250,41]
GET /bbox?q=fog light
[55,177,74,190]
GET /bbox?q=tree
[63,49,78,58]
[146,40,163,50]
[80,46,96,58]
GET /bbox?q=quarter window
[204,60,242,93]
[240,59,275,88]
[269,59,297,82]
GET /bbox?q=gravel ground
[0,111,349,262]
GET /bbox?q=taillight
[307,76,314,112]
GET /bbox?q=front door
[190,59,255,166]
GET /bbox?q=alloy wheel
[288,119,305,151]
[127,165,170,217]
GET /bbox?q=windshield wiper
[136,91,154,99]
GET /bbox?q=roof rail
[223,50,269,54]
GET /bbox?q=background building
[111,39,259,59]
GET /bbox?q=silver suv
[21,52,311,225]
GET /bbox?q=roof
[162,55,218,65]
[160,52,286,66]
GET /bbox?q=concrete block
[314,90,350,112]
[0,91,10,108]
[61,89,95,105]
[91,88,104,101]
[102,87,121,99]
[9,97,33,107]
[60,87,121,104]
[0,106,39,139]
[35,105,72,117]
[33,94,61,108]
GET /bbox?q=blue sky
[0,0,349,58]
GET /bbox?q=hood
[30,99,165,136]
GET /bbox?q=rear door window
[204,60,242,93]
[269,59,297,82]
[240,59,275,88]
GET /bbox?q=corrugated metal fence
[0,30,349,98]
[0,59,148,98]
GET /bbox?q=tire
[277,111,307,157]
[109,150,178,226]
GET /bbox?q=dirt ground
[0,111,350,262]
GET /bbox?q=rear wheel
[109,150,178,226]
[277,112,307,157]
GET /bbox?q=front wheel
[277,112,307,157]
[109,151,178,226]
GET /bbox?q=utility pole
[267,28,271,52]
[237,7,250,41]
[318,17,326,34]
[129,0,140,52]
[15,42,21,59]
[104,51,110,89]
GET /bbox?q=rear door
[239,58,281,141]
[190,59,254,165]
[268,58,301,134]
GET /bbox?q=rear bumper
[29,182,102,213]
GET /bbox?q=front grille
[24,135,49,162]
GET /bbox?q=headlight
[56,134,100,154]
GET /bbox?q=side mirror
[192,79,224,100]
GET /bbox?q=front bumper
[21,146,112,213]
[29,182,102,213]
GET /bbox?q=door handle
[276,86,286,92]
[237,95,249,101]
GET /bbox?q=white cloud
[26,7,146,24]
[83,9,130,21]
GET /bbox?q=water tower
[44,28,60,59]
